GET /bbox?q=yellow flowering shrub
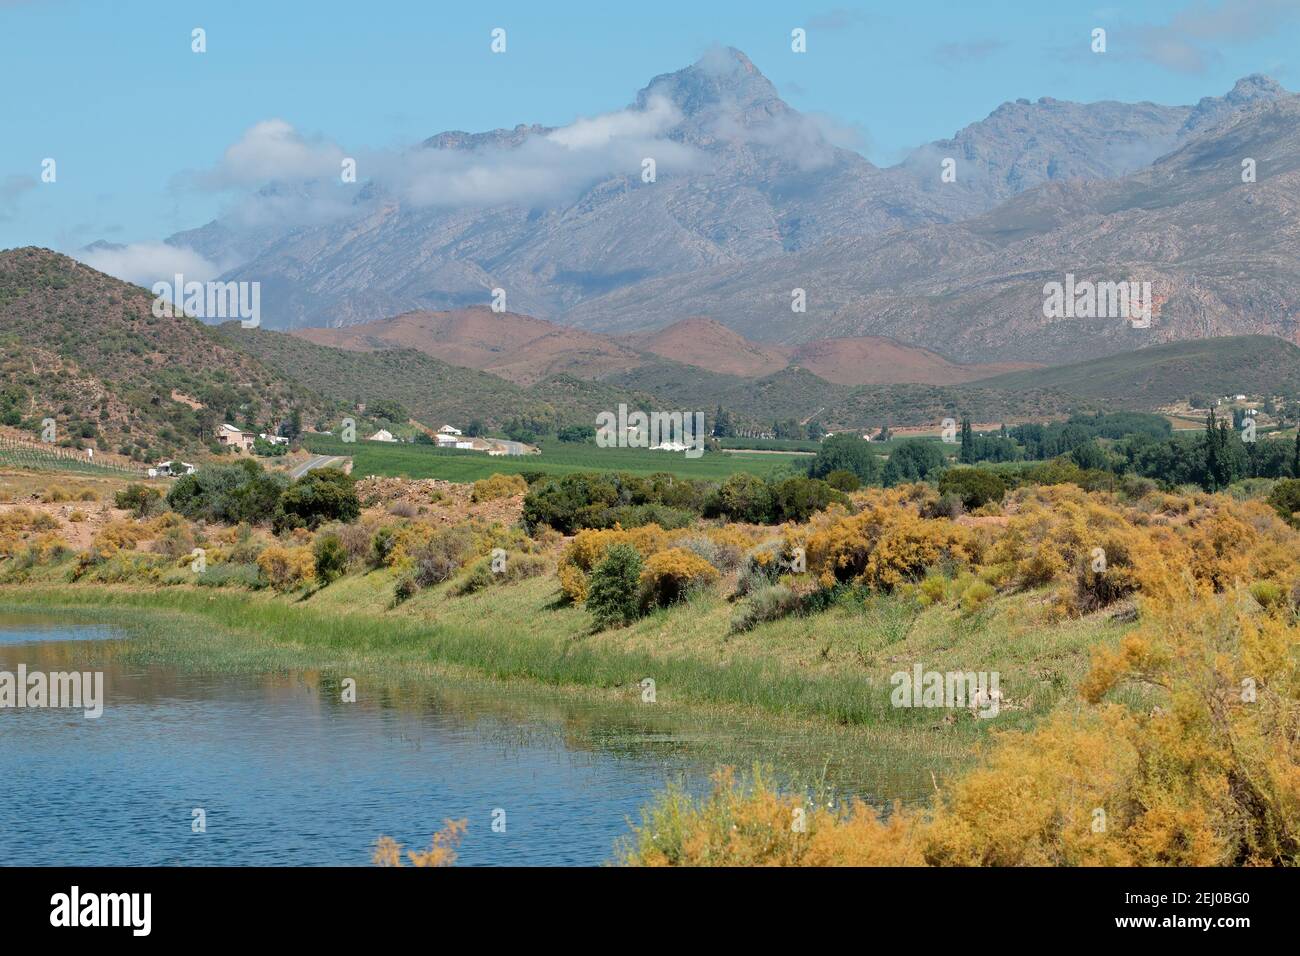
[557,524,672,602]
[471,473,528,503]
[91,519,150,556]
[256,545,316,591]
[639,547,720,607]
[373,819,467,867]
[558,562,589,604]
[618,767,924,867]
[623,588,1300,867]
[805,503,971,590]
[982,486,1299,615]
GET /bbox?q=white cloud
[546,95,679,149]
[204,95,703,213]
[198,119,346,189]
[75,241,221,288]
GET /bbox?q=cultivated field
[302,434,811,482]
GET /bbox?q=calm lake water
[0,614,725,866]
[0,611,933,866]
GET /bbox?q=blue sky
[1,0,1296,254]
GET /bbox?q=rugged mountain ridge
[565,93,1300,364]
[162,48,1291,359]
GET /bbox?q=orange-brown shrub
[256,544,316,591]
[471,473,528,503]
[622,586,1300,867]
[639,547,720,607]
[805,503,971,590]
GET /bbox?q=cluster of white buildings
[433,424,474,449]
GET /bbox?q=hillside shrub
[937,468,1006,509]
[256,545,316,591]
[586,544,644,628]
[195,562,263,589]
[114,483,164,518]
[313,533,349,585]
[639,547,720,608]
[457,551,548,594]
[471,473,528,503]
[806,505,971,591]
[167,459,288,525]
[273,467,360,532]
[1267,478,1300,528]
[730,583,800,632]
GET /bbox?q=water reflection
[0,616,936,866]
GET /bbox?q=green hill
[214,324,661,433]
[0,247,325,461]
[972,335,1300,406]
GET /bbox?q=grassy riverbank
[0,566,1129,798]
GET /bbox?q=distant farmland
[303,435,810,482]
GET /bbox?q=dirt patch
[356,475,524,527]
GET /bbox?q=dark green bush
[273,467,360,533]
[937,468,1007,509]
[771,476,842,523]
[313,533,349,585]
[807,434,881,483]
[167,459,288,525]
[1267,478,1300,528]
[824,469,860,492]
[586,543,643,628]
[115,483,164,518]
[709,473,774,523]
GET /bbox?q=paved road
[289,454,348,479]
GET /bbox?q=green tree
[882,439,947,486]
[556,424,595,443]
[1203,410,1227,491]
[808,433,880,484]
[959,418,974,464]
[368,399,408,424]
[273,467,360,532]
[313,533,349,585]
[938,468,1006,510]
[711,406,733,439]
[586,544,643,628]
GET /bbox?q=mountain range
[161,48,1298,368]
[5,249,1300,459]
[293,309,1033,387]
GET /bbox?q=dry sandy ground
[355,475,524,527]
[0,469,147,548]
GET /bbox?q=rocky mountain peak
[1183,74,1289,134]
[634,46,787,124]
